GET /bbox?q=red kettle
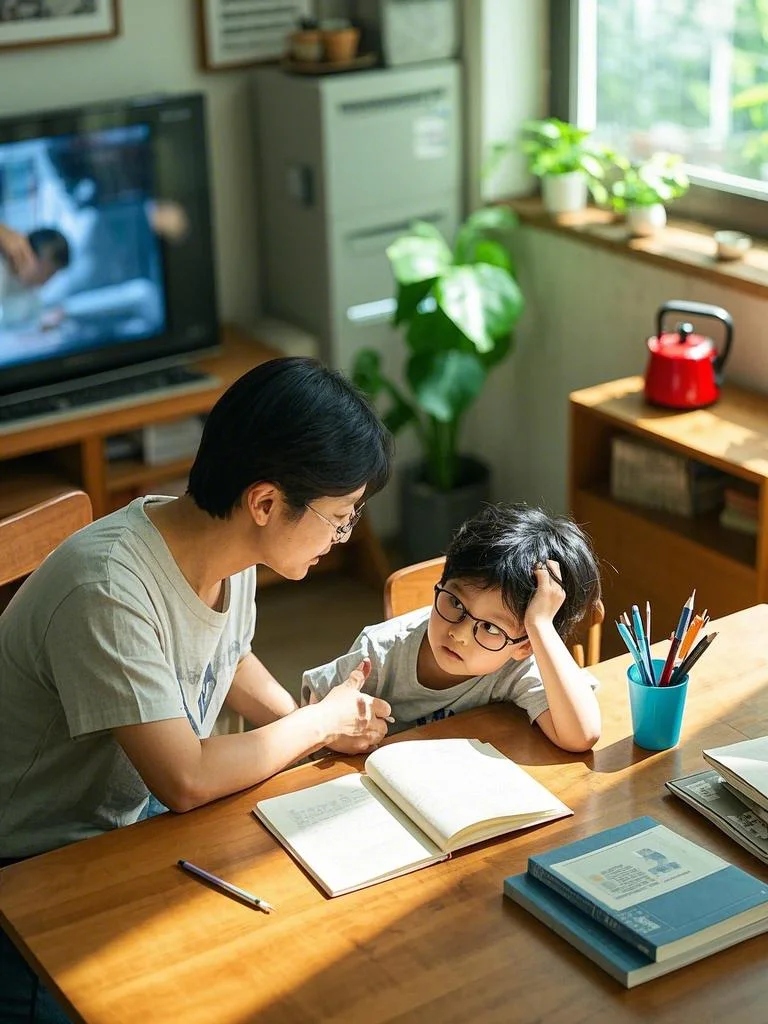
[644,300,733,410]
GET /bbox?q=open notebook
[253,738,572,897]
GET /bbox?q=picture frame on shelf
[0,1,121,52]
[197,0,311,71]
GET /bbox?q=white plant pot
[541,171,588,215]
[626,203,667,237]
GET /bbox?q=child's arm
[0,224,35,277]
[525,560,601,752]
[302,633,393,754]
[301,639,374,705]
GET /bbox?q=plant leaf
[386,232,452,285]
[352,348,418,437]
[466,238,515,273]
[394,279,435,326]
[405,308,471,356]
[407,350,487,423]
[479,329,513,370]
[453,206,518,266]
[351,348,386,397]
[436,264,524,352]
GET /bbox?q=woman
[0,355,393,1023]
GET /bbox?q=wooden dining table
[3,604,768,1023]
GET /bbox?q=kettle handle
[657,300,734,379]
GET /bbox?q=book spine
[526,861,656,960]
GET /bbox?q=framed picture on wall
[0,1,120,51]
[197,0,311,71]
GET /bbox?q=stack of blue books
[504,816,768,988]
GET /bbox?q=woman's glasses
[433,584,528,652]
[305,502,365,543]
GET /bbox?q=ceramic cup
[322,26,360,63]
[713,230,752,262]
[627,657,688,751]
[289,29,323,62]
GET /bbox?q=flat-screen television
[0,91,219,403]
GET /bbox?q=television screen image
[0,92,218,411]
[0,122,172,371]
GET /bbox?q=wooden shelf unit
[0,324,392,589]
[569,376,768,659]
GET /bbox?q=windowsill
[507,197,768,300]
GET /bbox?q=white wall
[472,0,548,205]
[0,0,261,325]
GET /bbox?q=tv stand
[0,324,390,588]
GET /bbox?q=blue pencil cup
[627,658,688,751]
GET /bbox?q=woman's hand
[525,559,566,632]
[318,658,392,754]
[0,224,35,278]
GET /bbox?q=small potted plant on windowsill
[519,118,614,215]
[352,207,524,562]
[610,152,690,236]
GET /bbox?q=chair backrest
[384,555,604,667]
[0,489,93,587]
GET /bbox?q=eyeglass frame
[432,584,528,651]
[305,501,366,543]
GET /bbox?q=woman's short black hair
[187,356,393,518]
[441,502,601,641]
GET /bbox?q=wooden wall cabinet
[569,376,768,660]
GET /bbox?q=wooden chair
[0,489,93,588]
[384,556,604,667]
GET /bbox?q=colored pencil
[674,589,696,645]
[631,604,654,684]
[672,632,718,683]
[677,613,705,663]
[616,621,654,686]
[658,631,681,687]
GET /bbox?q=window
[550,0,768,233]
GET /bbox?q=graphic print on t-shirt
[416,708,455,728]
[177,640,244,736]
[198,663,217,721]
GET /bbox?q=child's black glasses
[433,585,528,652]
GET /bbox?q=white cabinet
[252,62,462,373]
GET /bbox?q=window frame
[549,0,768,239]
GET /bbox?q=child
[0,225,70,328]
[302,502,602,752]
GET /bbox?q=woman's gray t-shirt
[0,496,255,858]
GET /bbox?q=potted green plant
[610,152,689,236]
[352,207,524,561]
[519,118,613,215]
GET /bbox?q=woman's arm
[224,651,299,723]
[114,663,392,812]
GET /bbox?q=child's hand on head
[525,559,566,630]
